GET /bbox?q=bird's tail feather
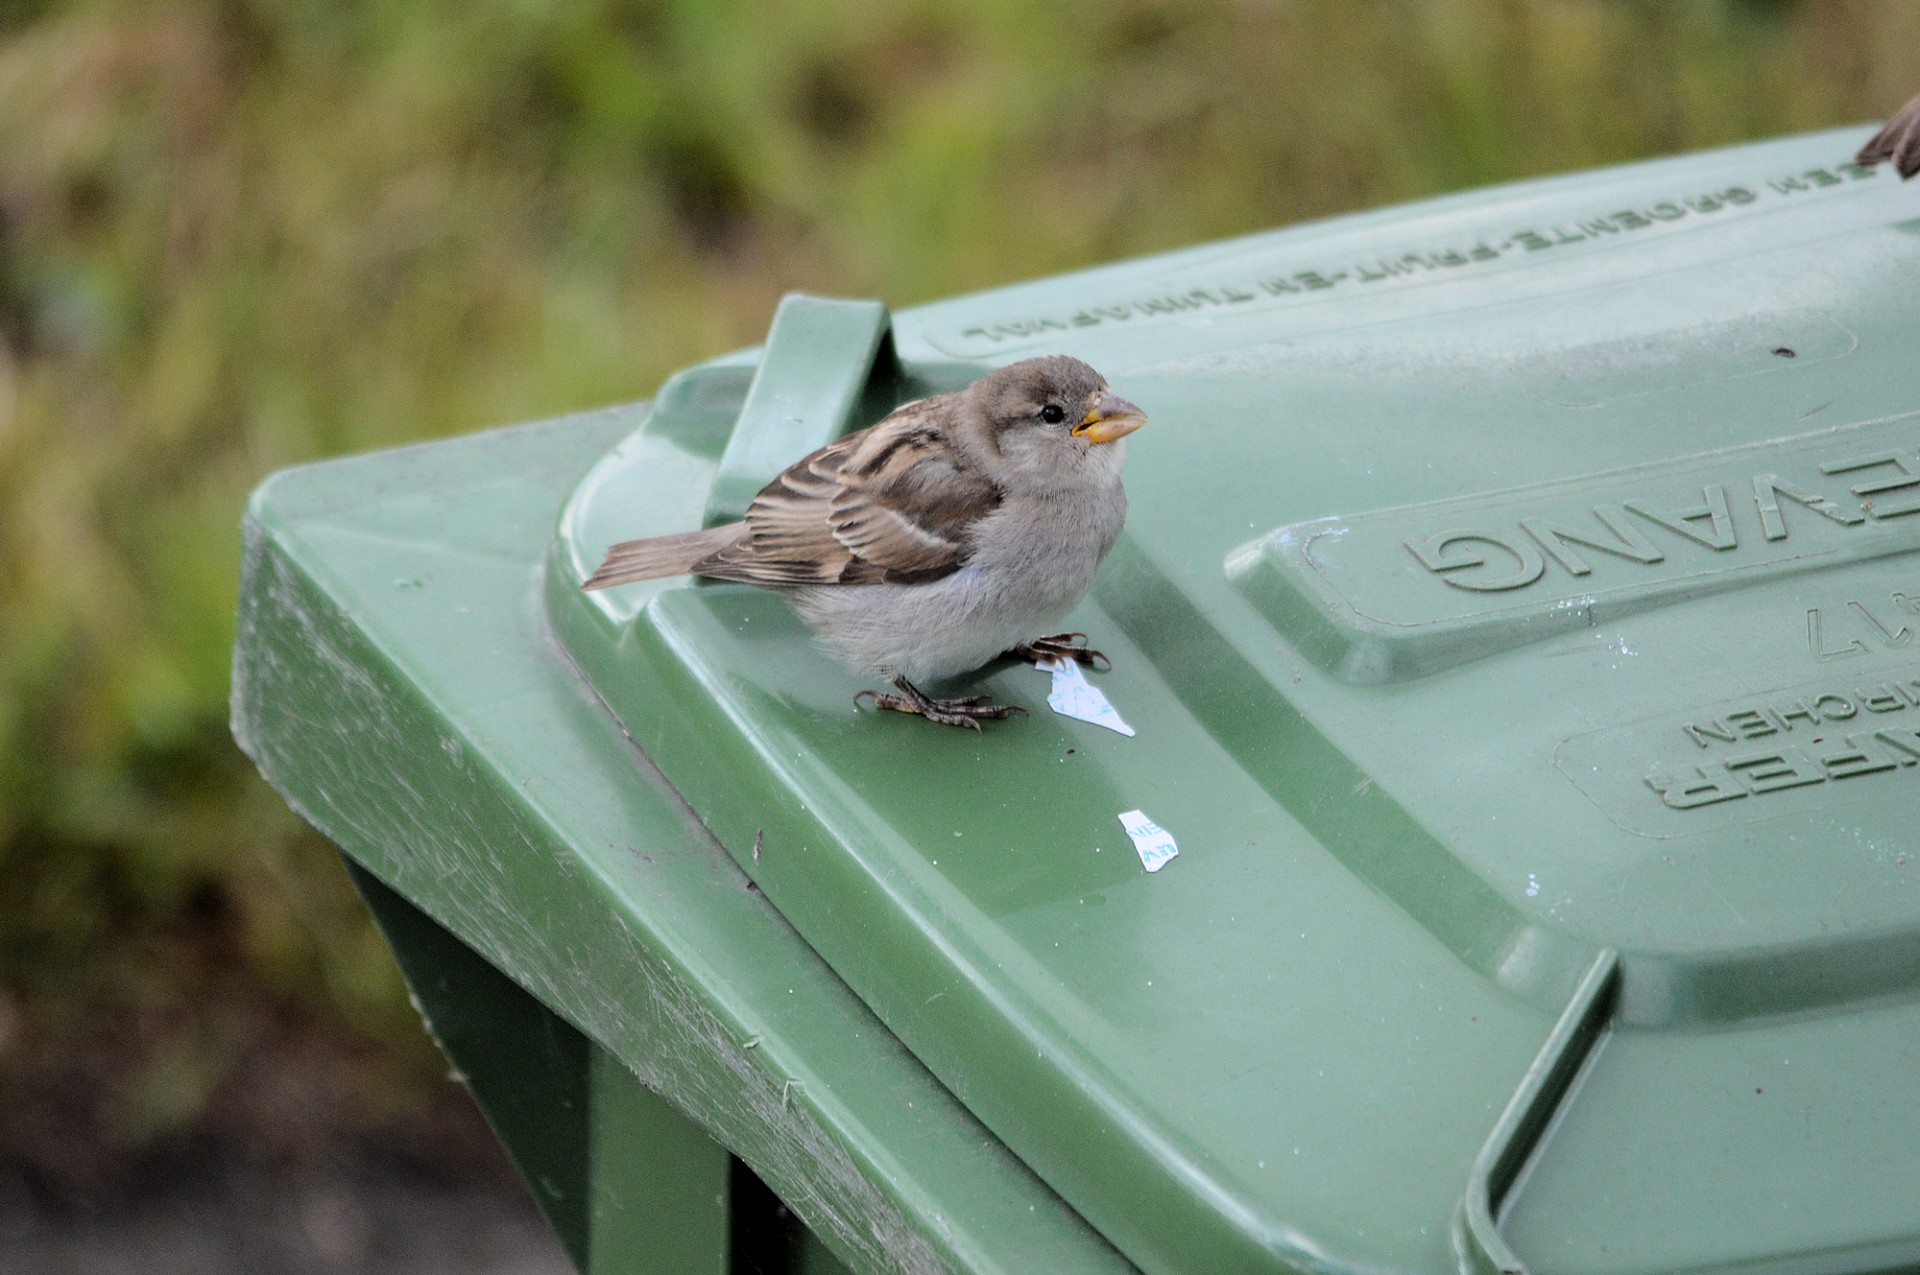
[1858,93,1920,179]
[583,525,746,590]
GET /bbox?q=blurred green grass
[2,0,1916,1175]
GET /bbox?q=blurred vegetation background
[2,0,1916,1203]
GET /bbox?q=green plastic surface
[349,859,759,1275]
[704,293,901,527]
[545,128,1920,1274]
[231,413,1132,1274]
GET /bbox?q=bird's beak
[1074,390,1147,444]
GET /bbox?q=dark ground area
[0,1142,572,1275]
[0,1002,572,1275]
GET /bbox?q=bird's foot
[1008,632,1111,672]
[855,678,1028,731]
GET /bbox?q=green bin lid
[550,126,1920,1274]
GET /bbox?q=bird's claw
[855,684,1027,730]
[1010,632,1111,672]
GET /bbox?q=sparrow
[1858,93,1920,178]
[584,355,1146,729]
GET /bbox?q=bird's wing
[696,398,1002,587]
[1859,93,1920,179]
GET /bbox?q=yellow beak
[1073,389,1147,444]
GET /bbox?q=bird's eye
[1040,404,1066,424]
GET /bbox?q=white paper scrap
[1036,658,1134,736]
[1118,809,1178,873]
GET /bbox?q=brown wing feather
[713,444,856,582]
[1859,93,1920,179]
[693,397,1002,588]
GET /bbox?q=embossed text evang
[1406,444,1920,594]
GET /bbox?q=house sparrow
[1858,93,1920,178]
[584,355,1146,729]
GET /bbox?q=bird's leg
[1007,632,1111,672]
[854,676,1027,731]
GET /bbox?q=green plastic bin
[234,124,1920,1275]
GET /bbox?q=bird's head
[966,355,1146,483]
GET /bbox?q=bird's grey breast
[970,475,1126,615]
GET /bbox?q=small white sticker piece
[1036,659,1135,736]
[1118,809,1178,873]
